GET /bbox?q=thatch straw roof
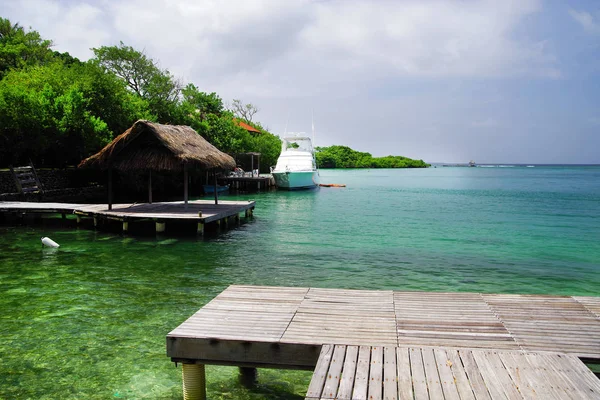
[79,120,235,171]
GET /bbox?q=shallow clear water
[1,167,599,398]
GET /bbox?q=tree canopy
[316,145,429,168]
[0,18,282,170]
[0,18,53,77]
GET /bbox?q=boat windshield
[281,136,313,153]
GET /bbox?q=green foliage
[181,84,223,118]
[204,112,252,154]
[0,18,53,77]
[315,145,429,169]
[92,41,181,122]
[0,59,135,165]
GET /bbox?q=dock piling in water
[182,363,206,400]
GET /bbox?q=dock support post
[197,222,204,236]
[239,367,257,388]
[245,209,249,218]
[61,213,66,220]
[93,216,98,228]
[182,363,206,400]
[223,217,228,229]
[156,222,166,234]
[122,221,128,233]
[183,163,189,209]
[235,214,240,226]
[76,215,81,224]
[108,167,113,211]
[213,169,218,205]
[148,170,153,204]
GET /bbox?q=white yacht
[271,135,319,189]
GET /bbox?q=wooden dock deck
[167,285,600,399]
[0,200,255,235]
[306,344,600,399]
[167,286,600,364]
[218,175,274,191]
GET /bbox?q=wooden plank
[396,347,413,400]
[497,351,543,400]
[409,348,429,400]
[471,350,522,399]
[395,291,518,350]
[421,348,444,399]
[445,349,476,400]
[433,348,460,400]
[352,346,371,400]
[337,345,359,400]
[458,350,492,400]
[483,294,600,358]
[368,346,383,400]
[321,345,346,399]
[383,347,398,400]
[305,344,333,398]
[574,296,600,318]
[549,353,600,398]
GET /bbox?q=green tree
[316,145,429,169]
[92,42,181,122]
[0,58,140,166]
[203,112,252,154]
[0,17,53,77]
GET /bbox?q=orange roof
[235,120,261,133]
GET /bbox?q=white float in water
[41,237,59,248]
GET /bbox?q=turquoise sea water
[1,166,599,398]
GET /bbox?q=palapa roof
[79,120,235,171]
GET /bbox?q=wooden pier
[306,345,600,400]
[218,175,275,191]
[167,285,600,399]
[0,200,255,235]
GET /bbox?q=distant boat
[469,160,476,167]
[203,184,229,194]
[271,135,319,189]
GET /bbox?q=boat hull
[272,171,318,189]
[203,185,229,194]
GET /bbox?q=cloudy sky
[2,0,599,163]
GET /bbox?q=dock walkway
[167,285,600,399]
[306,344,600,399]
[0,200,255,235]
[218,175,274,191]
[168,285,600,365]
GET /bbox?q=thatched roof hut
[79,120,235,208]
[79,120,235,171]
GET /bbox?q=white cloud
[569,9,600,35]
[1,0,559,97]
[3,0,592,163]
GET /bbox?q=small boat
[271,135,319,189]
[203,184,229,194]
[469,160,476,167]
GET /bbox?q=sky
[1,0,599,163]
